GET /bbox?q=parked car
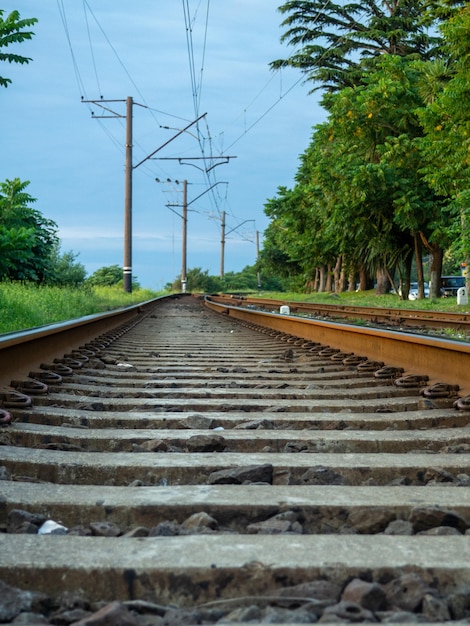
[441,276,466,297]
[408,282,429,300]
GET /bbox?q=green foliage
[0,9,37,88]
[261,2,470,296]
[416,5,470,263]
[222,265,285,292]
[86,264,123,287]
[167,268,222,293]
[46,244,87,287]
[85,264,140,290]
[0,282,160,334]
[262,55,439,290]
[0,178,58,282]
[166,265,287,293]
[271,0,440,93]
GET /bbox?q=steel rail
[204,296,470,396]
[2,294,470,617]
[209,294,470,331]
[0,296,170,389]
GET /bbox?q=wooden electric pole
[83,98,206,294]
[220,210,226,278]
[181,180,188,293]
[123,96,133,293]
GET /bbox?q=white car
[408,282,429,300]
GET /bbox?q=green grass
[252,289,469,314]
[0,283,163,334]
[1,284,467,336]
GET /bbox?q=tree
[416,4,470,274]
[221,265,285,292]
[271,0,440,93]
[167,268,222,293]
[86,265,133,288]
[46,244,86,287]
[262,53,453,297]
[0,9,37,88]
[0,178,58,282]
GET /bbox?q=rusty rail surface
[0,296,168,389]
[205,296,470,396]
[209,294,470,331]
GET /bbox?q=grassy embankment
[0,283,468,335]
[0,283,163,334]
[254,289,470,342]
[258,289,468,313]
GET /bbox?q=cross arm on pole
[81,99,126,118]
[225,219,255,237]
[133,113,207,170]
[187,181,228,206]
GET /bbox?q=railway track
[1,294,470,624]
[209,294,470,333]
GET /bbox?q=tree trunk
[325,264,333,292]
[428,244,443,299]
[318,265,327,292]
[375,267,391,295]
[414,233,425,299]
[314,267,320,292]
[333,256,345,293]
[359,265,373,291]
[339,260,347,293]
[419,232,443,299]
[400,251,413,300]
[348,268,356,292]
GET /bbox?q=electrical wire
[221,0,332,152]
[82,0,102,97]
[56,0,88,100]
[196,0,210,117]
[58,1,314,249]
[182,0,198,116]
[225,73,304,152]
[181,0,218,200]
[69,3,185,176]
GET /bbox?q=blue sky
[1,2,324,289]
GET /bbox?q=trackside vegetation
[260,0,470,300]
[0,284,161,334]
[1,282,467,336]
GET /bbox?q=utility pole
[82,97,134,292]
[219,218,255,280]
[256,230,261,290]
[160,179,188,293]
[83,98,206,293]
[220,210,226,278]
[123,96,133,293]
[181,180,188,293]
[163,180,228,292]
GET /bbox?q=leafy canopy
[0,9,37,88]
[271,0,441,92]
[0,178,58,282]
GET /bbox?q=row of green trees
[259,0,469,298]
[165,266,286,293]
